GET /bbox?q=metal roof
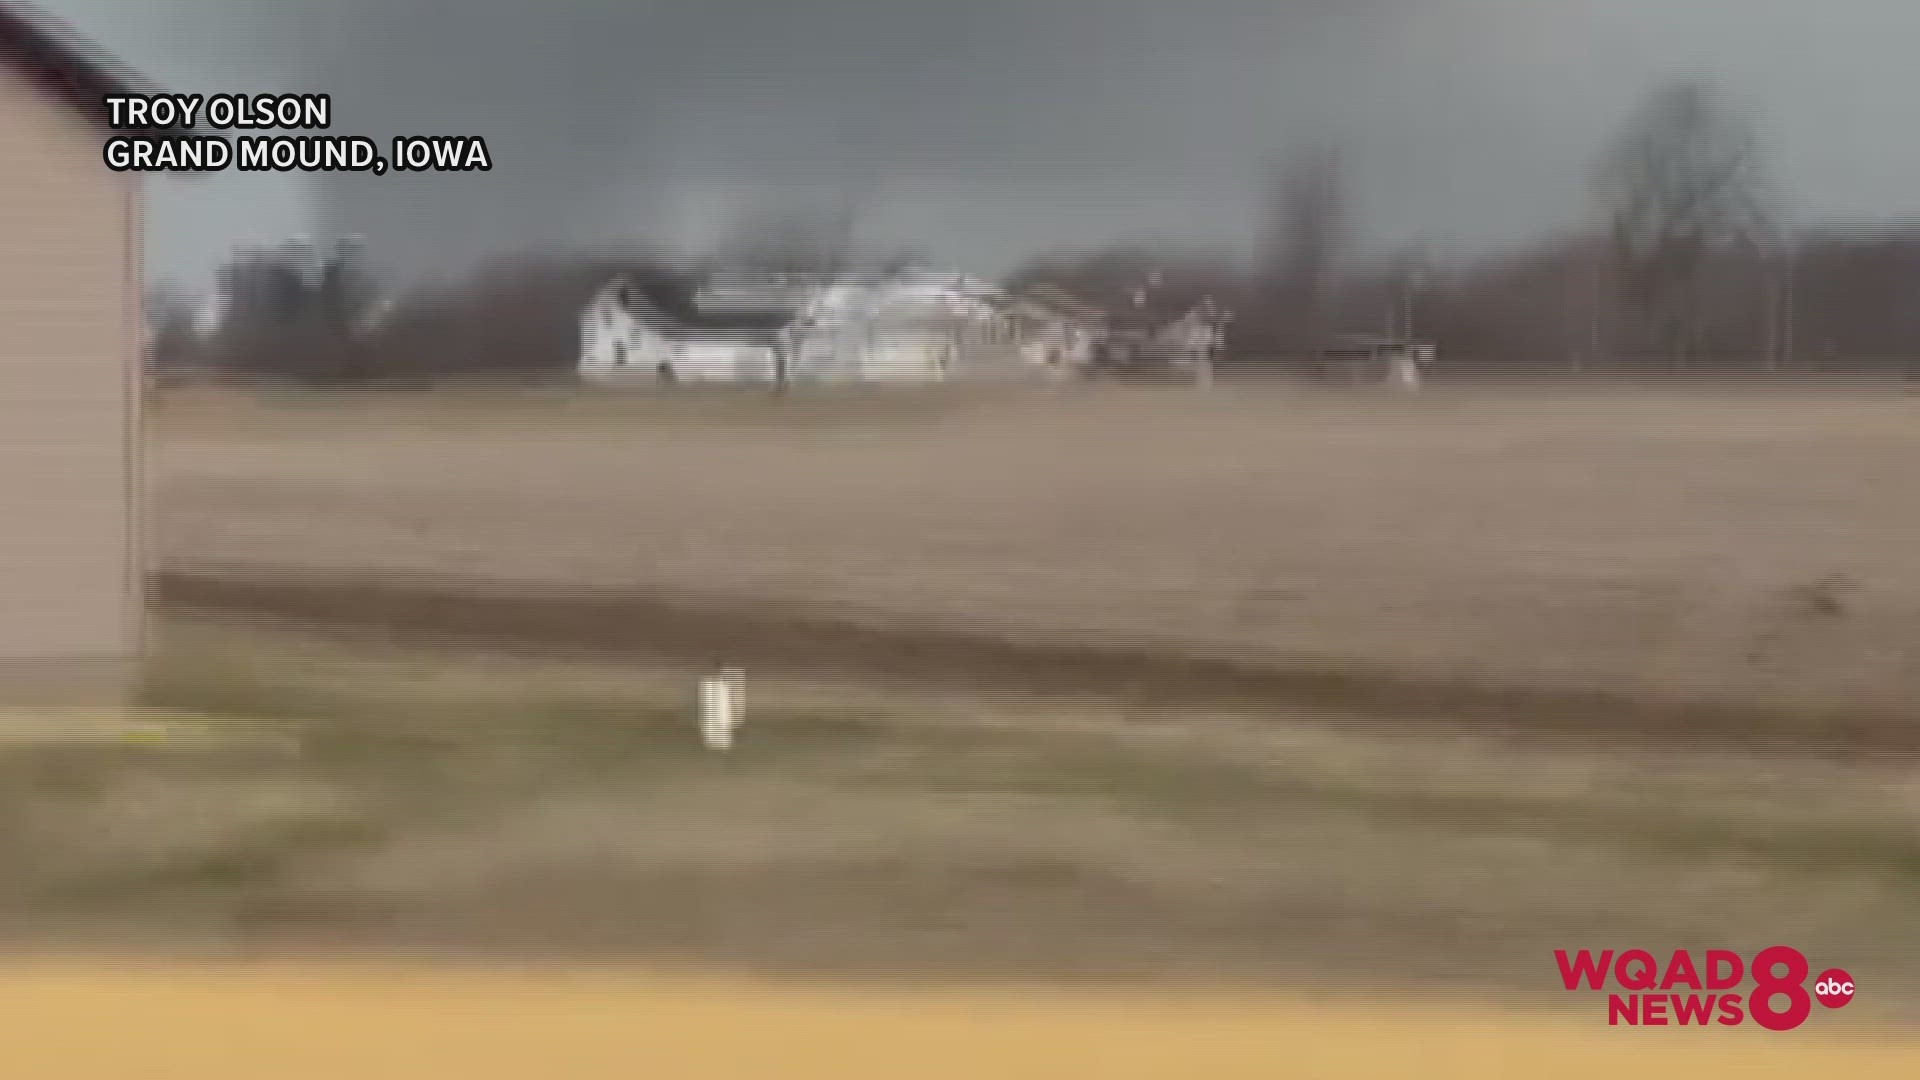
[600,276,792,345]
[1013,285,1109,325]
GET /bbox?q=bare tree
[1595,82,1769,366]
[213,238,384,383]
[1734,210,1800,372]
[1259,140,1351,353]
[144,285,202,373]
[1385,245,1431,341]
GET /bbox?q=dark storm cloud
[289,0,1394,278]
[39,0,1920,285]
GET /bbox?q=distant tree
[211,248,299,374]
[1260,139,1352,350]
[315,237,381,342]
[144,286,202,373]
[1790,232,1920,370]
[1004,242,1241,319]
[1383,244,1431,341]
[363,246,689,381]
[1594,82,1770,364]
[1412,236,1623,371]
[214,237,383,383]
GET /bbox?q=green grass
[134,621,1920,880]
[11,617,1920,997]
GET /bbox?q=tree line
[1017,80,1920,374]
[153,80,1920,383]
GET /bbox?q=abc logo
[1814,969,1856,1009]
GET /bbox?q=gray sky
[44,0,1920,290]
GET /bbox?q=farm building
[1084,297,1230,382]
[580,268,1051,386]
[0,3,176,706]
[1314,334,1433,388]
[691,271,828,314]
[578,276,787,384]
[785,270,1033,384]
[1001,287,1106,376]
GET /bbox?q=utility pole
[1583,250,1605,374]
[1566,268,1584,374]
[1778,241,1796,372]
[1194,297,1225,391]
[1387,248,1427,343]
[1400,263,1424,342]
[1762,225,1796,374]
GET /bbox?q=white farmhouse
[579,268,1050,386]
[578,276,785,384]
[1001,289,1106,378]
[784,270,1041,384]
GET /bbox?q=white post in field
[698,668,745,750]
[1390,346,1423,392]
[1193,299,1223,391]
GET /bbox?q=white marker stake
[1391,350,1423,392]
[722,667,746,720]
[698,670,744,750]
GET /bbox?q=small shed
[1315,335,1434,388]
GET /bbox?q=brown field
[45,382,1906,1014]
[157,382,1920,740]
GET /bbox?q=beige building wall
[0,61,143,705]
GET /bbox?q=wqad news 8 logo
[1556,946,1854,1030]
